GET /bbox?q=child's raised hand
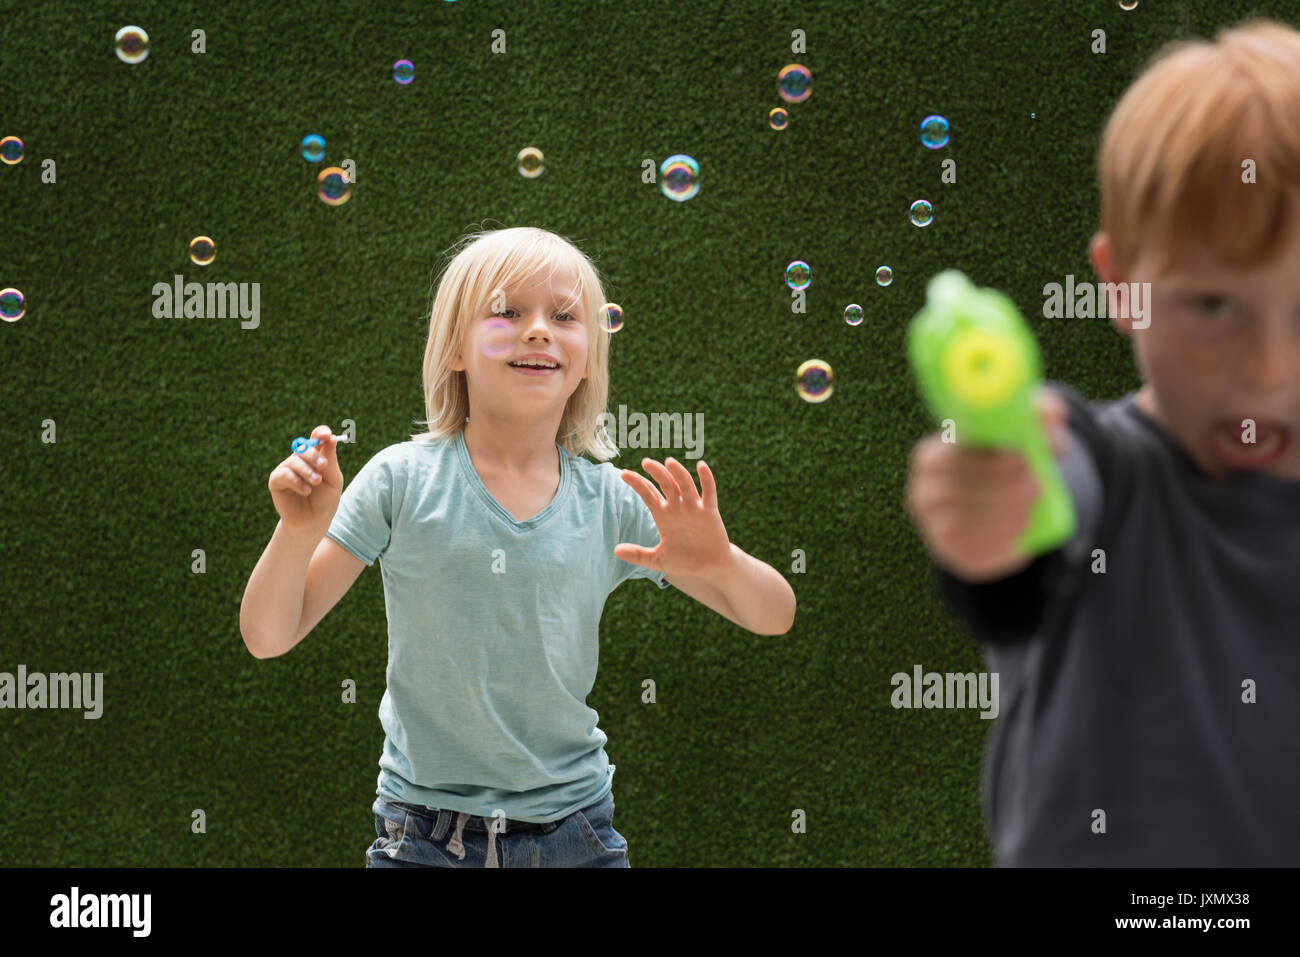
[268,425,344,534]
[615,458,733,578]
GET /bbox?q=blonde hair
[409,225,620,460]
[1097,18,1300,277]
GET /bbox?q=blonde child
[240,226,796,867]
[905,19,1300,866]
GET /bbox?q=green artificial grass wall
[1,0,1282,866]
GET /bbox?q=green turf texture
[1,0,1276,866]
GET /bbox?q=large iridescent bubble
[0,136,23,165]
[300,134,326,163]
[482,317,514,359]
[115,26,149,64]
[778,64,812,103]
[659,154,700,201]
[785,260,811,291]
[796,359,833,403]
[600,303,624,333]
[188,236,216,266]
[0,288,26,321]
[317,167,352,206]
[517,147,545,179]
[920,114,950,149]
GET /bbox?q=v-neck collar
[454,430,572,530]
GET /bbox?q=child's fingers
[306,425,339,477]
[284,454,323,492]
[271,461,315,496]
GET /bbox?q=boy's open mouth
[1208,418,1290,470]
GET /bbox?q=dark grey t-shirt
[933,381,1300,866]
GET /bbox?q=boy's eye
[1192,295,1235,318]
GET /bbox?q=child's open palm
[615,458,732,578]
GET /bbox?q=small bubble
[393,59,414,84]
[0,288,25,321]
[0,136,23,165]
[1119,0,1138,10]
[115,26,149,64]
[920,114,950,150]
[517,146,545,179]
[909,200,933,228]
[300,134,326,163]
[844,304,863,326]
[875,265,893,287]
[600,303,624,333]
[482,317,514,358]
[659,154,700,202]
[769,107,789,130]
[317,166,352,206]
[785,260,811,291]
[796,359,834,403]
[778,64,812,103]
[188,236,216,266]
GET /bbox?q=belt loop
[431,807,449,841]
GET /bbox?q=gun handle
[1017,428,1076,556]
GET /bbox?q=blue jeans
[365,788,629,867]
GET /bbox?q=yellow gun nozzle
[942,328,1025,408]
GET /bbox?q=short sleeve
[612,472,671,590]
[325,446,398,566]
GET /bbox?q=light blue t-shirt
[325,429,670,822]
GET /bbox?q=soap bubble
[300,134,326,163]
[0,136,23,165]
[188,236,216,266]
[0,288,24,321]
[115,26,149,64]
[785,260,810,291]
[778,64,811,103]
[909,199,933,227]
[1119,0,1138,9]
[875,265,893,286]
[920,114,950,149]
[768,107,788,130]
[517,146,544,179]
[393,59,414,84]
[600,302,624,333]
[796,359,833,403]
[659,154,700,202]
[482,317,514,358]
[317,166,352,206]
[844,304,863,326]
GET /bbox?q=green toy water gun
[907,269,1075,556]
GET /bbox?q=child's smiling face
[453,266,590,417]
[1092,195,1300,481]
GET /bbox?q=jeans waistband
[388,800,563,834]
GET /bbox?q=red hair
[1097,19,1300,276]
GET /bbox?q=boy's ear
[1089,230,1114,282]
[1090,231,1136,336]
